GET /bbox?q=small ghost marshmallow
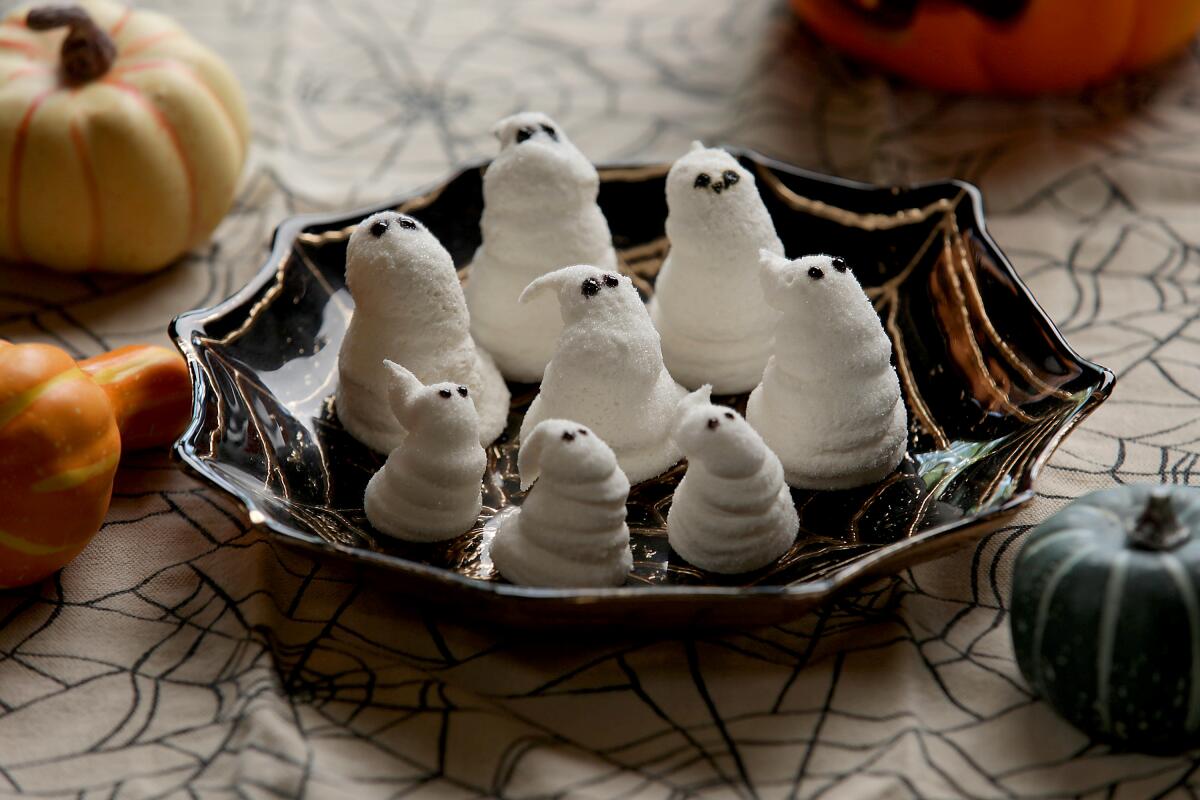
[746,252,908,489]
[364,361,487,542]
[517,264,687,484]
[491,419,632,587]
[667,386,798,574]
[336,210,510,452]
[465,112,618,382]
[649,143,784,393]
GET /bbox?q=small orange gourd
[793,0,1200,94]
[0,339,191,587]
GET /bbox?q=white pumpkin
[0,1,249,273]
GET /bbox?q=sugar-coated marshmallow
[465,112,618,382]
[518,265,687,484]
[336,211,509,451]
[746,252,908,489]
[667,386,798,573]
[491,419,632,587]
[649,143,784,393]
[363,361,487,542]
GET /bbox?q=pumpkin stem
[26,5,117,85]
[1129,487,1190,551]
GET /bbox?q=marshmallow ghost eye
[561,430,576,442]
[602,274,620,288]
[722,170,740,187]
[724,411,735,419]
[694,173,711,189]
[808,266,825,280]
[540,123,558,140]
[397,216,418,230]
[438,388,453,399]
[516,126,536,143]
[832,256,848,273]
[577,428,588,435]
[457,386,469,398]
[707,417,720,429]
[369,219,389,238]
[581,277,601,297]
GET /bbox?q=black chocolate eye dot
[397,216,417,230]
[724,411,735,419]
[694,173,711,189]
[581,277,601,297]
[577,428,588,435]
[602,274,619,288]
[540,123,558,140]
[457,386,469,397]
[722,170,739,186]
[808,266,825,280]
[438,388,453,398]
[562,431,576,442]
[707,418,720,429]
[516,126,535,143]
[832,256,848,272]
[369,219,389,238]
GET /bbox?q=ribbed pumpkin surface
[0,0,249,272]
[1011,485,1200,750]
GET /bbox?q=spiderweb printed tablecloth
[1,1,1198,797]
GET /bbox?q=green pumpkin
[1011,485,1200,751]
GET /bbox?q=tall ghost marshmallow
[364,361,487,542]
[746,253,908,489]
[464,112,618,382]
[518,265,687,484]
[336,211,510,451]
[491,419,632,587]
[649,143,784,393]
[668,387,799,574]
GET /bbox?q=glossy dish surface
[169,151,1114,629]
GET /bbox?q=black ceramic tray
[169,151,1113,629]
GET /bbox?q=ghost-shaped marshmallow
[667,386,798,573]
[336,211,510,452]
[648,143,784,393]
[746,252,908,489]
[490,419,631,587]
[363,361,487,542]
[464,112,618,382]
[517,264,687,484]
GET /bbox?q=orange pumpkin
[793,0,1200,94]
[0,340,191,587]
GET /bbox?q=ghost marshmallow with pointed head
[746,252,908,489]
[336,211,510,451]
[648,142,785,393]
[667,386,798,573]
[517,264,687,484]
[464,112,618,382]
[490,419,632,587]
[363,361,487,542]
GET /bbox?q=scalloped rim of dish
[168,149,1115,607]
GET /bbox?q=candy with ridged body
[668,386,798,573]
[491,419,631,587]
[364,361,486,542]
